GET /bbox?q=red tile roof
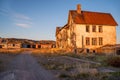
[70,10,118,26]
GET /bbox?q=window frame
[99,37,103,45]
[13,44,15,47]
[92,25,96,32]
[86,25,90,32]
[86,37,90,45]
[98,26,103,32]
[92,38,97,45]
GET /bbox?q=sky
[0,0,120,43]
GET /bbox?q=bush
[0,60,2,64]
[75,73,89,78]
[58,73,70,78]
[110,72,120,77]
[106,56,120,67]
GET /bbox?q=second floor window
[92,25,96,32]
[92,38,97,45]
[98,26,103,32]
[86,25,90,32]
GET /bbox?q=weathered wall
[2,43,21,48]
[75,24,116,49]
[41,44,52,48]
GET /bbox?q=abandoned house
[56,4,118,53]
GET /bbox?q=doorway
[86,49,89,53]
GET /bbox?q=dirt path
[0,51,57,80]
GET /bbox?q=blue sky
[0,0,120,43]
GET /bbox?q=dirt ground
[0,52,57,80]
[0,50,120,80]
[0,53,17,72]
[33,53,120,80]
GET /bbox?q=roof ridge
[69,10,110,14]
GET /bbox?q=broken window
[99,37,103,45]
[92,38,97,45]
[98,26,103,32]
[86,37,90,45]
[86,25,90,32]
[92,25,96,32]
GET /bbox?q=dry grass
[32,48,67,54]
[0,48,23,54]
[106,56,120,67]
[33,52,120,80]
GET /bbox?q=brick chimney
[77,4,81,14]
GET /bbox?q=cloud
[14,13,31,20]
[15,23,31,28]
[0,8,32,28]
[13,13,32,28]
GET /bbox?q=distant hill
[0,38,55,44]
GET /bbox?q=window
[86,25,90,32]
[99,37,103,45]
[92,38,97,45]
[13,44,15,47]
[86,37,90,45]
[92,25,96,32]
[98,26,103,32]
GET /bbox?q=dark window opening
[86,25,90,32]
[93,50,96,53]
[86,37,90,45]
[27,45,31,48]
[86,49,89,53]
[92,38,97,45]
[13,44,15,47]
[92,25,96,32]
[38,45,41,48]
[98,26,103,32]
[99,37,103,45]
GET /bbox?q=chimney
[77,4,81,14]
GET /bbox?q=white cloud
[0,8,32,28]
[15,23,31,28]
[14,13,31,20]
[13,13,32,28]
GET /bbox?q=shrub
[63,64,73,71]
[0,60,2,64]
[75,73,89,78]
[110,72,120,77]
[106,56,120,67]
[58,73,70,78]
